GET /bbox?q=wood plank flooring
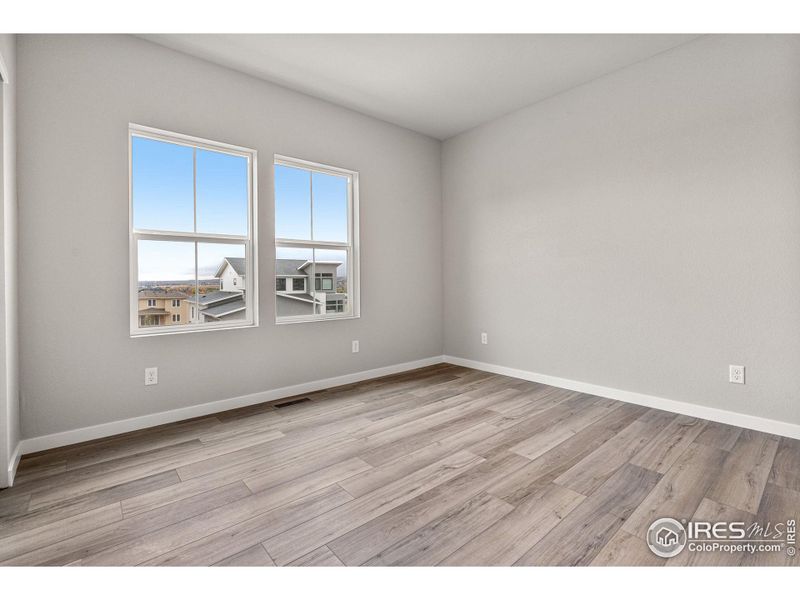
[1,363,798,566]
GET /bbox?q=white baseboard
[5,442,21,487]
[18,355,446,457]
[16,352,799,467]
[443,355,800,441]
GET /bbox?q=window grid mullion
[309,170,314,243]
[193,148,199,314]
[135,232,249,245]
[275,240,350,250]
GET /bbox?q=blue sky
[137,241,245,281]
[133,135,249,281]
[132,136,248,236]
[275,164,348,242]
[133,135,348,282]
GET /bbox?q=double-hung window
[274,155,359,323]
[129,124,258,336]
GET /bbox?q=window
[130,124,257,336]
[274,156,359,323]
[326,299,345,313]
[315,272,334,291]
[276,278,286,291]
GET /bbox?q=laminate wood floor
[1,364,798,566]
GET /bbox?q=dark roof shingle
[275,259,306,276]
[223,257,246,276]
[191,290,243,306]
[203,299,246,317]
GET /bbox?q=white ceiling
[141,34,700,140]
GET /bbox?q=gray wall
[0,33,19,485]
[18,35,443,439]
[443,35,800,426]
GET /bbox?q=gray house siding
[276,295,315,318]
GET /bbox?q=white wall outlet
[352,340,359,353]
[144,367,158,386]
[481,332,488,345]
[729,365,745,385]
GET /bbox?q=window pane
[313,248,348,316]
[275,165,311,240]
[137,240,195,328]
[196,149,248,236]
[276,247,315,319]
[312,171,348,242]
[195,242,247,323]
[132,136,194,232]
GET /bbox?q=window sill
[275,313,360,326]
[130,320,258,338]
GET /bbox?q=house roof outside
[275,259,343,277]
[276,292,320,304]
[275,259,307,276]
[138,307,170,315]
[297,260,342,272]
[187,290,243,307]
[215,257,246,278]
[203,299,246,318]
[138,289,189,299]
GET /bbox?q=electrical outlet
[144,367,158,386]
[481,332,488,345]
[729,365,745,385]
[352,340,359,353]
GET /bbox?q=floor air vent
[273,397,312,408]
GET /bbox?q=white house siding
[219,263,244,293]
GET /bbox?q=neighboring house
[187,257,246,323]
[184,256,347,323]
[137,289,190,327]
[276,258,347,318]
[218,256,245,293]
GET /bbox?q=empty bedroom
[1,1,798,596]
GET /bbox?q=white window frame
[129,124,258,337]
[274,155,360,325]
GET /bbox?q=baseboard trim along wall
[443,355,800,441]
[6,442,22,487]
[17,356,445,457]
[14,353,800,479]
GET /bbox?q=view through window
[274,156,359,323]
[130,125,257,335]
